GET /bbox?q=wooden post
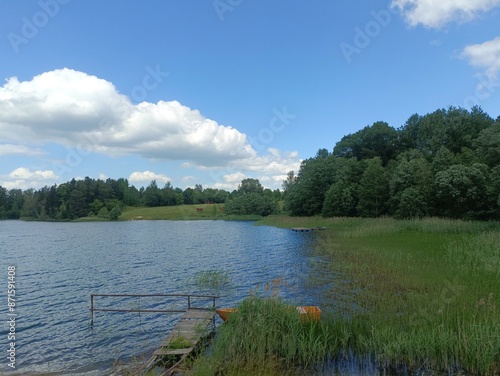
[187,295,191,310]
[90,294,94,326]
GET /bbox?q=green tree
[21,189,40,218]
[285,153,338,216]
[389,151,434,218]
[322,180,357,217]
[224,192,278,216]
[143,180,162,207]
[474,123,500,167]
[435,164,489,218]
[238,178,264,194]
[124,185,141,206]
[321,158,360,217]
[333,121,398,165]
[67,188,88,218]
[108,206,121,220]
[97,206,109,218]
[357,157,389,217]
[281,171,296,199]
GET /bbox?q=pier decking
[145,309,216,374]
[292,227,327,232]
[89,293,218,374]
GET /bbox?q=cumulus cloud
[1,167,58,189]
[0,144,46,156]
[211,172,247,191]
[0,68,254,167]
[204,149,301,190]
[232,149,300,175]
[391,0,500,28]
[0,69,302,191]
[462,37,500,82]
[128,170,171,186]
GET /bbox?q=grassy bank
[191,216,499,375]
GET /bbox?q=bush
[108,206,121,220]
[224,193,278,216]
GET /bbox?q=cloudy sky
[1,1,499,191]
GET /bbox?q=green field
[190,216,500,375]
[119,204,262,221]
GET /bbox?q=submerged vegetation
[193,269,231,296]
[191,216,499,375]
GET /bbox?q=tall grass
[188,217,499,375]
[309,217,500,375]
[190,296,334,375]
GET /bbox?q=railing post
[188,295,191,310]
[90,294,94,326]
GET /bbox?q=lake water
[0,220,318,375]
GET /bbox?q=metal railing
[90,293,219,324]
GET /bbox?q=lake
[0,220,318,375]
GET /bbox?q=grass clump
[168,335,193,350]
[191,296,333,375]
[193,270,231,295]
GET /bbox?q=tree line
[0,177,282,220]
[284,106,500,220]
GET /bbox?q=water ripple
[1,220,314,374]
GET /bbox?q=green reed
[187,217,499,375]
[190,296,336,375]
[310,217,500,375]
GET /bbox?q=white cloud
[209,172,249,191]
[0,69,303,191]
[1,167,58,189]
[223,172,247,183]
[98,173,108,180]
[0,144,46,156]
[462,37,500,81]
[181,176,197,184]
[205,149,301,190]
[0,68,254,167]
[128,170,171,186]
[391,0,500,28]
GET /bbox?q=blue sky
[1,0,499,191]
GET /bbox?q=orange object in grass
[296,306,321,321]
[216,308,238,321]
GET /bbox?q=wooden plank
[145,309,216,373]
[154,347,193,356]
[182,310,215,320]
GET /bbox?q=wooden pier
[89,293,218,374]
[292,227,327,232]
[145,309,216,374]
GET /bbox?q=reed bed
[311,217,500,375]
[190,296,334,375]
[190,217,499,375]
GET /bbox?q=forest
[0,176,280,220]
[284,106,500,220]
[2,106,499,221]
